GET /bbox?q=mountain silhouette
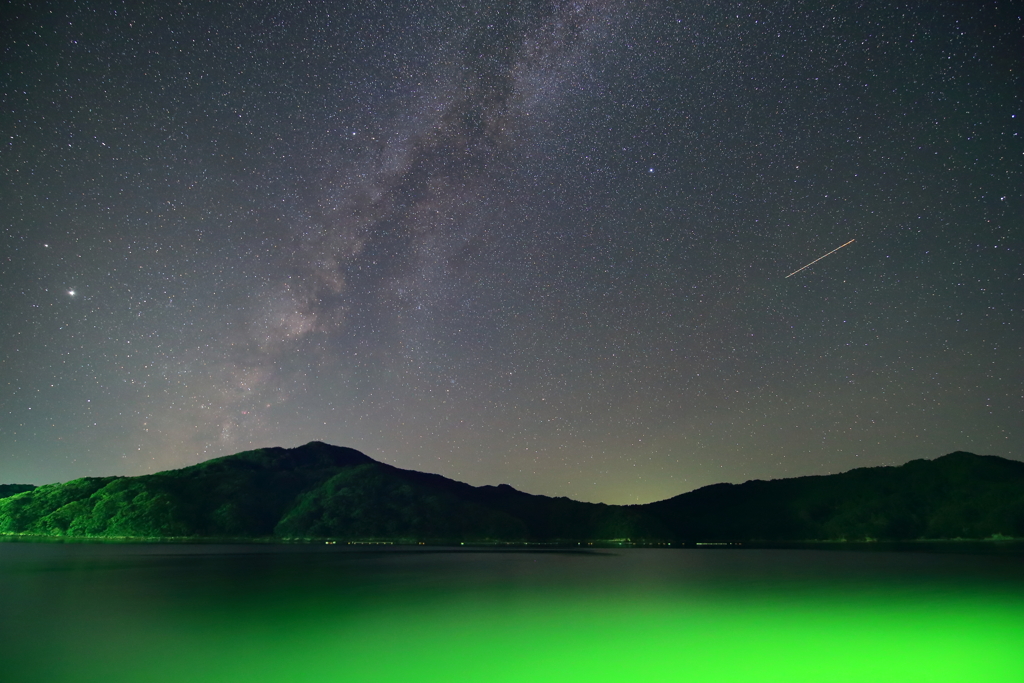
[1,443,1021,542]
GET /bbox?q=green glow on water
[1,547,1021,683]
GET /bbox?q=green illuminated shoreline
[2,533,1022,557]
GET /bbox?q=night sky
[3,1,1022,503]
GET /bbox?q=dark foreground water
[0,543,1021,682]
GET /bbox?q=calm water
[1,543,1021,682]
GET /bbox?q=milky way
[3,1,1022,503]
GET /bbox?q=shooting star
[785,239,855,278]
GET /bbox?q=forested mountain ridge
[1,443,1021,542]
[643,451,1024,541]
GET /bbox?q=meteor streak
[785,239,855,278]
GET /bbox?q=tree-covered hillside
[1,444,1021,542]
[643,452,1024,541]
[0,442,646,541]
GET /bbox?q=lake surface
[1,543,1021,682]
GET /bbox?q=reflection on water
[1,544,1021,682]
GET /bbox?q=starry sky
[3,1,1022,504]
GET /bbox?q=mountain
[644,451,1024,542]
[0,442,652,541]
[0,443,1021,542]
